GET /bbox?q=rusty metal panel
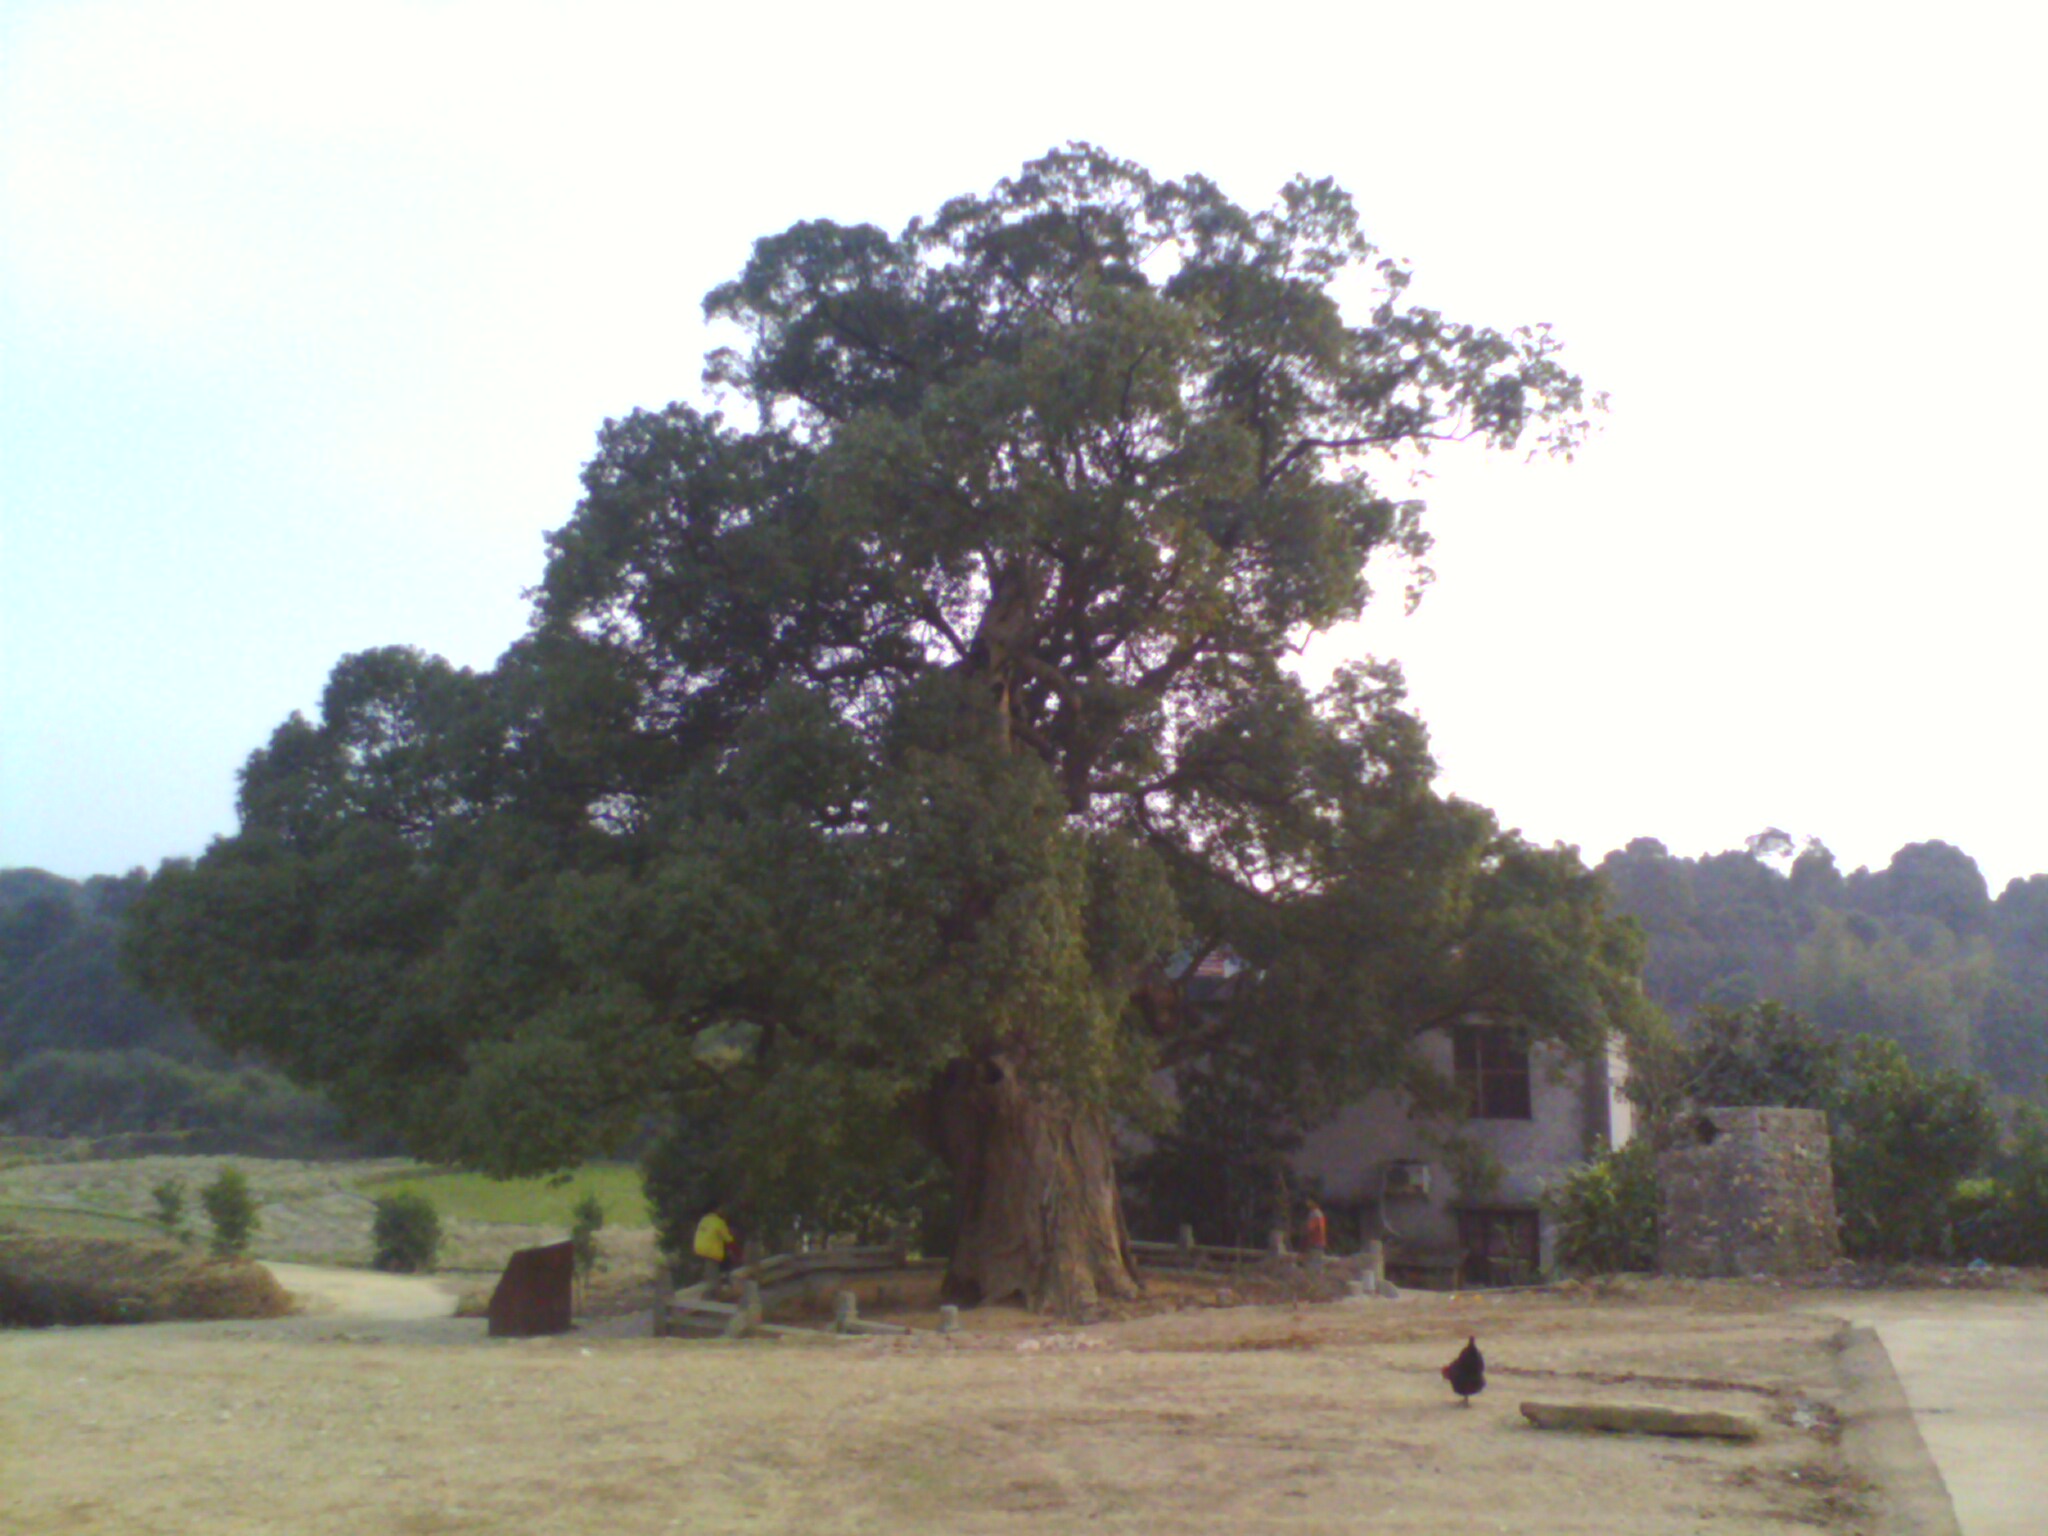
[487,1240,574,1337]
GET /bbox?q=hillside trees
[0,867,346,1148]
[126,147,1648,1313]
[1598,837,2048,1097]
[0,868,204,1062]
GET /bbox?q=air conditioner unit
[1383,1160,1433,1199]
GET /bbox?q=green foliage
[1828,1037,2000,1260]
[123,147,1637,1253]
[1795,909,1995,1076]
[198,1165,259,1259]
[1542,1140,1658,1275]
[1123,1044,1302,1248]
[1643,1003,2009,1262]
[1426,1130,1507,1203]
[569,1193,604,1289]
[1950,1105,2048,1264]
[370,1190,442,1272]
[149,1177,188,1241]
[1682,1002,1842,1112]
[2000,1104,2048,1261]
[1617,1008,1690,1145]
[641,1080,952,1262]
[640,1111,723,1267]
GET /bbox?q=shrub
[371,1191,442,1273]
[570,1194,605,1296]
[1948,1177,2008,1259]
[1830,1037,1999,1260]
[149,1177,189,1241]
[1995,1104,2048,1264]
[199,1165,259,1258]
[1542,1140,1659,1275]
[1951,1105,2048,1265]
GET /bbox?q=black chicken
[1441,1336,1485,1406]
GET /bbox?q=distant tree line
[1543,836,2048,1273]
[1598,835,2048,1099]
[0,868,351,1152]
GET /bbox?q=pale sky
[3,1,2044,891]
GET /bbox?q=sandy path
[263,1262,467,1321]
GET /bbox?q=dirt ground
[2,1277,1872,1535]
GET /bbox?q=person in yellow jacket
[693,1203,739,1295]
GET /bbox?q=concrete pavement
[1823,1292,2048,1536]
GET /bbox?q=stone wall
[1656,1106,1839,1277]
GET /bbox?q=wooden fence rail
[1128,1238,1281,1266]
[1129,1234,1391,1287]
[655,1244,921,1340]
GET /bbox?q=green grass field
[0,1201,167,1241]
[354,1164,651,1228]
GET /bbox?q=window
[1453,1025,1532,1120]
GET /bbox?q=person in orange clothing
[1300,1199,1328,1257]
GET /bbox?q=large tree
[128,147,1646,1313]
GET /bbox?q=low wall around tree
[1656,1106,1840,1277]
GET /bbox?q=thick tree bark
[916,1054,1140,1316]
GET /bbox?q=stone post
[722,1277,764,1339]
[652,1262,674,1338]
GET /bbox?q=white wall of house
[1289,1033,1630,1274]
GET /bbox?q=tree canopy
[127,147,1645,1309]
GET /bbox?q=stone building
[1654,1105,1839,1276]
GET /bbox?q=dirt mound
[0,1231,295,1327]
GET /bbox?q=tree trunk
[916,1054,1140,1317]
